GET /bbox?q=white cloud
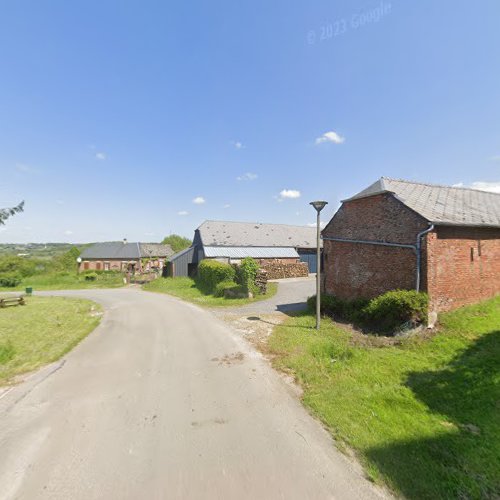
[223,204,231,209]
[307,221,326,229]
[177,210,190,216]
[95,152,106,160]
[279,189,301,200]
[454,181,500,194]
[192,196,206,204]
[488,155,500,162]
[237,172,258,181]
[64,230,73,235]
[232,141,245,150]
[315,131,345,145]
[56,200,64,205]
[15,163,38,173]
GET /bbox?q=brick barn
[79,241,174,273]
[322,178,500,312]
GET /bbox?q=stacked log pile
[260,261,309,280]
[255,269,268,294]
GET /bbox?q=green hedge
[0,272,22,287]
[213,280,239,297]
[308,289,428,334]
[197,260,236,294]
[235,257,259,294]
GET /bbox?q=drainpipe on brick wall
[322,225,434,293]
[415,224,434,292]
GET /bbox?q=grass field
[0,272,125,293]
[0,296,102,385]
[267,297,500,499]
[143,277,278,307]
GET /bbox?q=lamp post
[310,200,328,330]
[76,257,82,277]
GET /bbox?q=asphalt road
[0,288,387,500]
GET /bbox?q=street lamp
[76,256,82,276]
[310,200,328,330]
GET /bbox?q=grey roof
[198,220,320,249]
[81,242,173,260]
[203,246,299,259]
[139,243,174,258]
[344,177,500,228]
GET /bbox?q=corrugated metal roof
[198,221,320,248]
[203,246,299,259]
[344,177,500,228]
[81,242,173,259]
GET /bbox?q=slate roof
[203,246,299,259]
[81,242,173,259]
[197,221,320,249]
[139,243,174,258]
[344,177,500,228]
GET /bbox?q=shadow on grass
[365,330,500,499]
[247,311,315,330]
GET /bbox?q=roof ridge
[198,219,318,229]
[381,177,500,196]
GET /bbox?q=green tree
[0,201,24,225]
[52,246,81,272]
[161,234,192,253]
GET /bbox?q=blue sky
[1,0,499,243]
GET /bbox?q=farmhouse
[79,241,174,273]
[167,220,322,278]
[322,178,500,312]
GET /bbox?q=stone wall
[259,260,309,279]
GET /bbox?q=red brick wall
[426,226,500,311]
[323,194,428,300]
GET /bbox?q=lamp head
[310,200,328,212]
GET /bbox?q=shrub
[0,272,22,287]
[0,256,38,278]
[84,272,98,281]
[214,280,239,297]
[197,260,236,294]
[362,290,428,333]
[308,290,428,334]
[235,257,260,294]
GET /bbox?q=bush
[214,280,239,297]
[235,257,260,294]
[84,272,98,281]
[197,260,236,293]
[0,256,38,278]
[308,290,428,334]
[0,272,22,287]
[362,290,428,332]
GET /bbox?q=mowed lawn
[0,272,125,293]
[267,297,500,499]
[0,296,102,385]
[143,277,278,307]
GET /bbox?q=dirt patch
[211,352,245,366]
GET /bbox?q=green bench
[0,296,26,308]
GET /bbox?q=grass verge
[0,296,102,385]
[143,277,278,307]
[266,297,500,499]
[0,272,125,292]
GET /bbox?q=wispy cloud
[15,163,38,174]
[64,230,73,235]
[232,140,245,150]
[223,204,231,209]
[177,210,190,216]
[56,200,64,205]
[192,196,206,205]
[279,189,301,200]
[489,155,500,162]
[315,131,345,145]
[307,221,326,229]
[237,172,258,181]
[95,152,107,160]
[453,181,500,194]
